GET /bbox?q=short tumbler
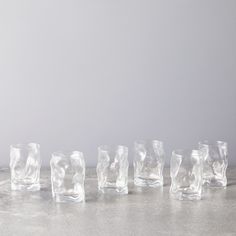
[170,149,203,200]
[10,143,41,191]
[50,151,85,203]
[199,141,228,188]
[97,145,129,194]
[134,140,165,187]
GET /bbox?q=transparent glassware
[50,151,85,203]
[97,145,129,194]
[199,141,228,188]
[10,143,41,191]
[170,149,203,201]
[133,140,165,187]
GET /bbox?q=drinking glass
[10,143,41,191]
[97,145,129,194]
[199,141,228,187]
[170,149,203,200]
[50,151,85,203]
[134,140,165,187]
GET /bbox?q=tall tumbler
[199,141,228,187]
[170,149,203,200]
[97,145,129,194]
[10,143,41,191]
[134,140,165,187]
[50,151,85,203]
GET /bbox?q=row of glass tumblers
[9,140,228,202]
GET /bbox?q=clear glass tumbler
[170,149,203,200]
[97,145,129,194]
[10,143,41,191]
[50,151,85,203]
[199,141,228,188]
[134,140,165,187]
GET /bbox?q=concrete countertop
[0,168,235,236]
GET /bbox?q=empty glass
[170,149,203,200]
[134,140,165,187]
[50,151,85,203]
[97,145,129,194]
[199,141,228,188]
[10,143,41,191]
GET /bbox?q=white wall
[0,0,236,166]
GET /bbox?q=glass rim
[198,140,227,147]
[98,145,128,153]
[10,143,40,150]
[52,151,84,159]
[172,149,202,158]
[134,139,163,146]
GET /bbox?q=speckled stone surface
[0,167,235,236]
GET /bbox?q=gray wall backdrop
[0,0,236,167]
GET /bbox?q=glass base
[203,178,227,188]
[11,182,40,191]
[170,190,201,201]
[134,177,163,187]
[98,186,128,195]
[53,193,85,203]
